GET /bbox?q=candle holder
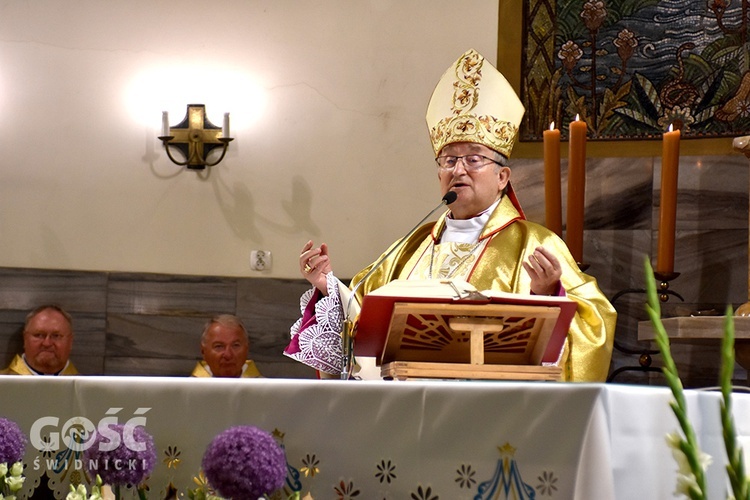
[736,302,750,316]
[605,272,684,382]
[653,271,681,303]
[159,104,233,170]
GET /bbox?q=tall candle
[161,111,169,137]
[543,122,562,237]
[566,115,587,264]
[222,112,230,138]
[656,124,681,276]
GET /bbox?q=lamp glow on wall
[158,104,233,170]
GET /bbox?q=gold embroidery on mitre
[427,49,524,158]
[430,115,519,158]
[451,50,482,115]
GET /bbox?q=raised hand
[522,246,562,296]
[299,240,332,294]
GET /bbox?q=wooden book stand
[354,280,574,381]
[376,301,563,380]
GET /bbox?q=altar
[2,377,748,500]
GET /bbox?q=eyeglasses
[435,154,501,171]
[210,342,246,354]
[27,332,69,342]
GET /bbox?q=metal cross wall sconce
[158,104,233,170]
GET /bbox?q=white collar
[441,199,500,243]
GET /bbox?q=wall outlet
[250,250,272,271]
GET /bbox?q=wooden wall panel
[0,268,107,312]
[0,268,315,379]
[106,273,237,315]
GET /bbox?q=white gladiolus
[665,431,713,498]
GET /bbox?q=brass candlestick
[653,271,681,302]
[605,271,683,382]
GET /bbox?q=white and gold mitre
[426,49,525,157]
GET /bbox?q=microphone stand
[340,191,457,379]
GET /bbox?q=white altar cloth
[0,377,746,499]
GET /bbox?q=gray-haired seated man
[191,314,262,378]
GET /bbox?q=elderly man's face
[201,322,249,378]
[437,142,510,220]
[23,309,74,375]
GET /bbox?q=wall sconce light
[158,104,233,170]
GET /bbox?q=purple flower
[202,425,286,499]
[83,424,156,487]
[0,417,27,464]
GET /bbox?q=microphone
[442,190,458,205]
[340,190,457,379]
[345,190,456,316]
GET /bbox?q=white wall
[0,0,498,278]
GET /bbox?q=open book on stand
[353,279,577,380]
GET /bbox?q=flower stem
[719,305,750,500]
[644,257,708,499]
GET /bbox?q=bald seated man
[191,314,262,378]
[1,304,79,376]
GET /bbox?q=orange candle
[566,115,587,264]
[656,124,681,276]
[544,122,562,237]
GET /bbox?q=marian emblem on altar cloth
[475,443,537,499]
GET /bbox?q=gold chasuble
[349,194,616,382]
[190,360,262,378]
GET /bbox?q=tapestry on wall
[520,0,750,141]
